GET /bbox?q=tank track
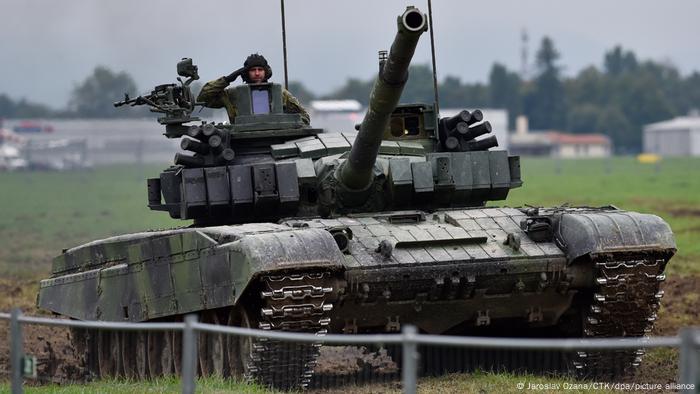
[66,270,342,389]
[245,270,340,390]
[572,252,668,379]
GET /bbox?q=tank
[37,6,675,389]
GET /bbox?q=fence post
[10,308,23,394]
[181,314,198,394]
[402,325,418,394]
[679,327,700,394]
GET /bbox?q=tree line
[0,66,148,119]
[322,38,700,152]
[2,37,699,151]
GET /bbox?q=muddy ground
[1,276,698,386]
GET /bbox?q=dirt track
[1,276,698,385]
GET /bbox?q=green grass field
[0,157,698,278]
[0,165,181,278]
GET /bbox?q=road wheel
[198,312,226,377]
[97,330,122,377]
[147,331,173,377]
[227,307,255,380]
[120,331,148,379]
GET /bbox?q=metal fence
[1,308,698,394]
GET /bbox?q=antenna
[520,28,529,79]
[427,0,440,115]
[280,0,289,89]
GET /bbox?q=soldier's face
[248,66,266,83]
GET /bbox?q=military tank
[37,5,675,390]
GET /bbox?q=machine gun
[114,58,201,126]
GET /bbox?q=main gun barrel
[338,7,427,190]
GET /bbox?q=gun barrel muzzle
[218,148,236,163]
[202,123,218,137]
[466,109,483,126]
[187,125,203,139]
[444,136,461,151]
[208,135,223,153]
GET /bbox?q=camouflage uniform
[197,77,310,125]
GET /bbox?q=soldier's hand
[224,67,247,83]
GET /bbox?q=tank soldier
[197,53,310,124]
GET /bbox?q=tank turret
[337,7,427,191]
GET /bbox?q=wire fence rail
[2,308,699,394]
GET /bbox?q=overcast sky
[3,0,700,108]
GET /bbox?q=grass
[1,376,273,393]
[0,164,185,278]
[0,371,624,394]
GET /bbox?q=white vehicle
[0,143,28,171]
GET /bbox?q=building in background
[643,113,700,156]
[509,116,612,158]
[309,100,363,132]
[1,118,179,166]
[547,132,611,158]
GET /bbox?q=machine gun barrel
[338,7,428,190]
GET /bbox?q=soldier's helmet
[242,53,273,83]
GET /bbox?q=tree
[323,78,373,105]
[523,36,567,130]
[488,63,521,128]
[567,104,601,134]
[287,81,315,105]
[69,66,139,117]
[682,72,700,114]
[536,36,561,75]
[0,94,16,117]
[401,64,436,104]
[604,46,638,76]
[0,93,53,118]
[596,106,632,153]
[566,66,605,106]
[437,75,490,109]
[438,75,465,107]
[618,70,674,149]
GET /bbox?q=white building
[643,115,700,156]
[309,100,364,132]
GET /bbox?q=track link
[573,252,669,379]
[245,270,341,390]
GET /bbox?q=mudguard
[554,210,676,261]
[38,225,345,321]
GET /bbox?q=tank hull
[38,206,674,383]
[39,206,673,324]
